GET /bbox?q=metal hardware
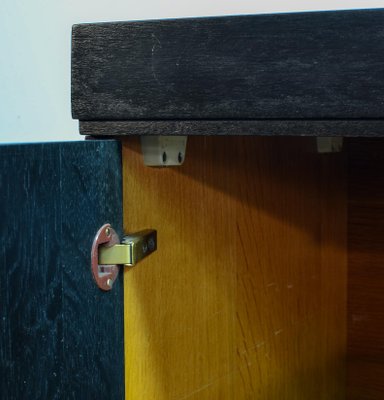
[91,225,157,291]
[140,136,187,166]
[99,229,157,266]
[316,137,343,153]
[91,224,120,291]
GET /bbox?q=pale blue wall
[1,0,383,142]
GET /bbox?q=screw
[105,227,111,237]
[148,237,155,251]
[106,279,113,288]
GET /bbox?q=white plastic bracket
[140,136,188,167]
[316,137,343,153]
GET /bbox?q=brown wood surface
[122,136,347,399]
[347,139,384,399]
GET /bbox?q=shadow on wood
[122,136,347,399]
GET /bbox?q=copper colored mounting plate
[91,224,120,291]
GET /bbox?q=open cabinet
[1,8,384,400]
[121,136,383,399]
[121,135,347,399]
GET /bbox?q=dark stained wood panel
[0,141,124,399]
[72,9,384,133]
[348,138,384,399]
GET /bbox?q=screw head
[106,279,113,288]
[148,237,155,251]
[105,227,111,237]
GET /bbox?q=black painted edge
[79,120,384,137]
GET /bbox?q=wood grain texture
[347,139,384,399]
[79,119,384,137]
[122,136,347,399]
[0,141,124,400]
[72,9,384,123]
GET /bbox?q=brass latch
[99,230,157,266]
[91,224,157,291]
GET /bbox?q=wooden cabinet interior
[347,139,384,399]
[122,136,348,399]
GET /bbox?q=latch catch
[140,136,187,166]
[91,224,157,291]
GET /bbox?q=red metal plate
[91,224,120,291]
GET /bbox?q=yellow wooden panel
[123,136,346,399]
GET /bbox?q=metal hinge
[91,224,157,291]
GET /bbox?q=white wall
[1,0,384,143]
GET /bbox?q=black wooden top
[72,9,384,136]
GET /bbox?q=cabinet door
[0,140,124,399]
[122,136,347,400]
